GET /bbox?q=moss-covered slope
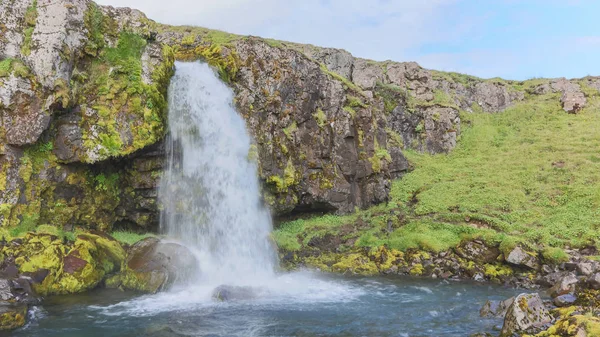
[273,87,600,276]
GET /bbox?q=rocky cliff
[1,0,598,233]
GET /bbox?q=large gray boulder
[505,246,540,270]
[106,238,199,293]
[500,293,552,337]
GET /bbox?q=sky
[95,0,600,80]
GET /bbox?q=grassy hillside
[273,91,600,257]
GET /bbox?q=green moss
[111,231,156,245]
[542,246,570,264]
[0,58,13,77]
[172,33,240,83]
[430,70,481,88]
[369,139,392,173]
[20,0,37,56]
[283,121,297,140]
[346,95,367,108]
[409,263,424,276]
[484,264,513,280]
[0,305,27,330]
[319,63,365,96]
[77,19,174,161]
[7,233,125,296]
[375,82,408,114]
[0,58,30,78]
[332,253,379,275]
[312,109,326,129]
[386,128,404,148]
[267,159,299,193]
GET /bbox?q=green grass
[111,231,156,245]
[273,93,600,254]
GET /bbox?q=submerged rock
[212,285,260,301]
[106,238,198,293]
[480,297,514,318]
[500,293,552,336]
[553,293,577,307]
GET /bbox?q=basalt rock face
[0,0,173,232]
[2,0,600,231]
[231,38,396,214]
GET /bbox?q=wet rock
[212,285,260,301]
[480,297,514,318]
[0,303,27,330]
[549,273,578,298]
[145,325,187,337]
[2,232,125,296]
[553,293,577,307]
[505,246,540,270]
[106,238,198,293]
[500,293,552,337]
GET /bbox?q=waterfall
[159,62,276,286]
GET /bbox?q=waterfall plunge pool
[13,271,526,337]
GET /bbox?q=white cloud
[94,0,600,80]
[575,36,600,47]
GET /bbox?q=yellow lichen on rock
[0,305,27,331]
[2,233,125,296]
[332,253,378,275]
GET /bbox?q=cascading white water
[88,61,363,319]
[159,61,276,286]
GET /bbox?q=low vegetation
[110,231,157,245]
[273,92,600,255]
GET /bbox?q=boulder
[212,285,261,301]
[3,232,125,296]
[500,293,552,337]
[505,246,540,270]
[576,262,595,276]
[553,294,577,307]
[480,297,514,318]
[106,238,198,293]
[549,273,579,298]
[587,273,600,290]
[0,303,27,330]
[456,241,500,264]
[561,91,586,114]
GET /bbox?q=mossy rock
[0,303,27,330]
[106,238,198,293]
[3,232,125,296]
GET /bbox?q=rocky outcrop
[3,0,600,231]
[1,0,173,233]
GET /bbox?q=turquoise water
[14,273,523,337]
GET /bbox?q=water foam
[96,62,364,316]
[159,61,276,285]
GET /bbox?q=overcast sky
[96,0,600,80]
